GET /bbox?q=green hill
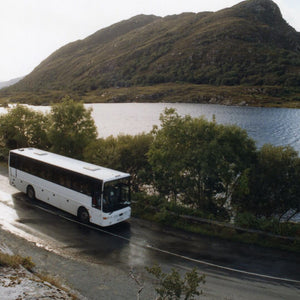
[1,0,300,107]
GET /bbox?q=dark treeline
[0,98,299,236]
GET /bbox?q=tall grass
[0,251,35,271]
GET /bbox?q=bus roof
[10,148,130,182]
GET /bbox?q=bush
[278,222,300,237]
[235,212,300,238]
[131,192,165,218]
[235,212,260,229]
[146,264,205,300]
[153,207,178,225]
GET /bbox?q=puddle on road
[16,218,41,225]
[0,191,15,208]
[0,201,18,223]
[0,200,95,263]
[0,201,63,256]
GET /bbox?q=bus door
[8,153,18,178]
[9,155,17,187]
[92,189,101,209]
[91,180,102,210]
[10,167,17,178]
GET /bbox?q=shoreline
[1,100,300,109]
[1,83,300,108]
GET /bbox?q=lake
[86,103,300,153]
[1,103,300,153]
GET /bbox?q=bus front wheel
[78,207,90,224]
[27,186,35,200]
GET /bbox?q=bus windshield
[102,178,130,213]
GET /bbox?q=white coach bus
[8,148,131,227]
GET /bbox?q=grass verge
[0,252,35,271]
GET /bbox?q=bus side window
[65,175,72,190]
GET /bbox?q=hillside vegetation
[1,0,300,106]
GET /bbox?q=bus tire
[78,207,90,224]
[27,185,35,200]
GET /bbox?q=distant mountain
[0,77,23,89]
[2,0,300,106]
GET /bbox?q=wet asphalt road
[0,166,299,299]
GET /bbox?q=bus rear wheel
[27,186,35,200]
[78,207,90,224]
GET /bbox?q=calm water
[1,103,300,152]
[86,103,300,153]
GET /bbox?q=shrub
[235,212,260,229]
[146,264,205,300]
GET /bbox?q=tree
[148,109,191,203]
[233,144,300,218]
[212,124,256,211]
[48,96,97,159]
[84,136,120,169]
[116,134,153,190]
[148,108,256,215]
[0,104,49,155]
[146,264,205,300]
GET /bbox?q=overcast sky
[0,0,299,81]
